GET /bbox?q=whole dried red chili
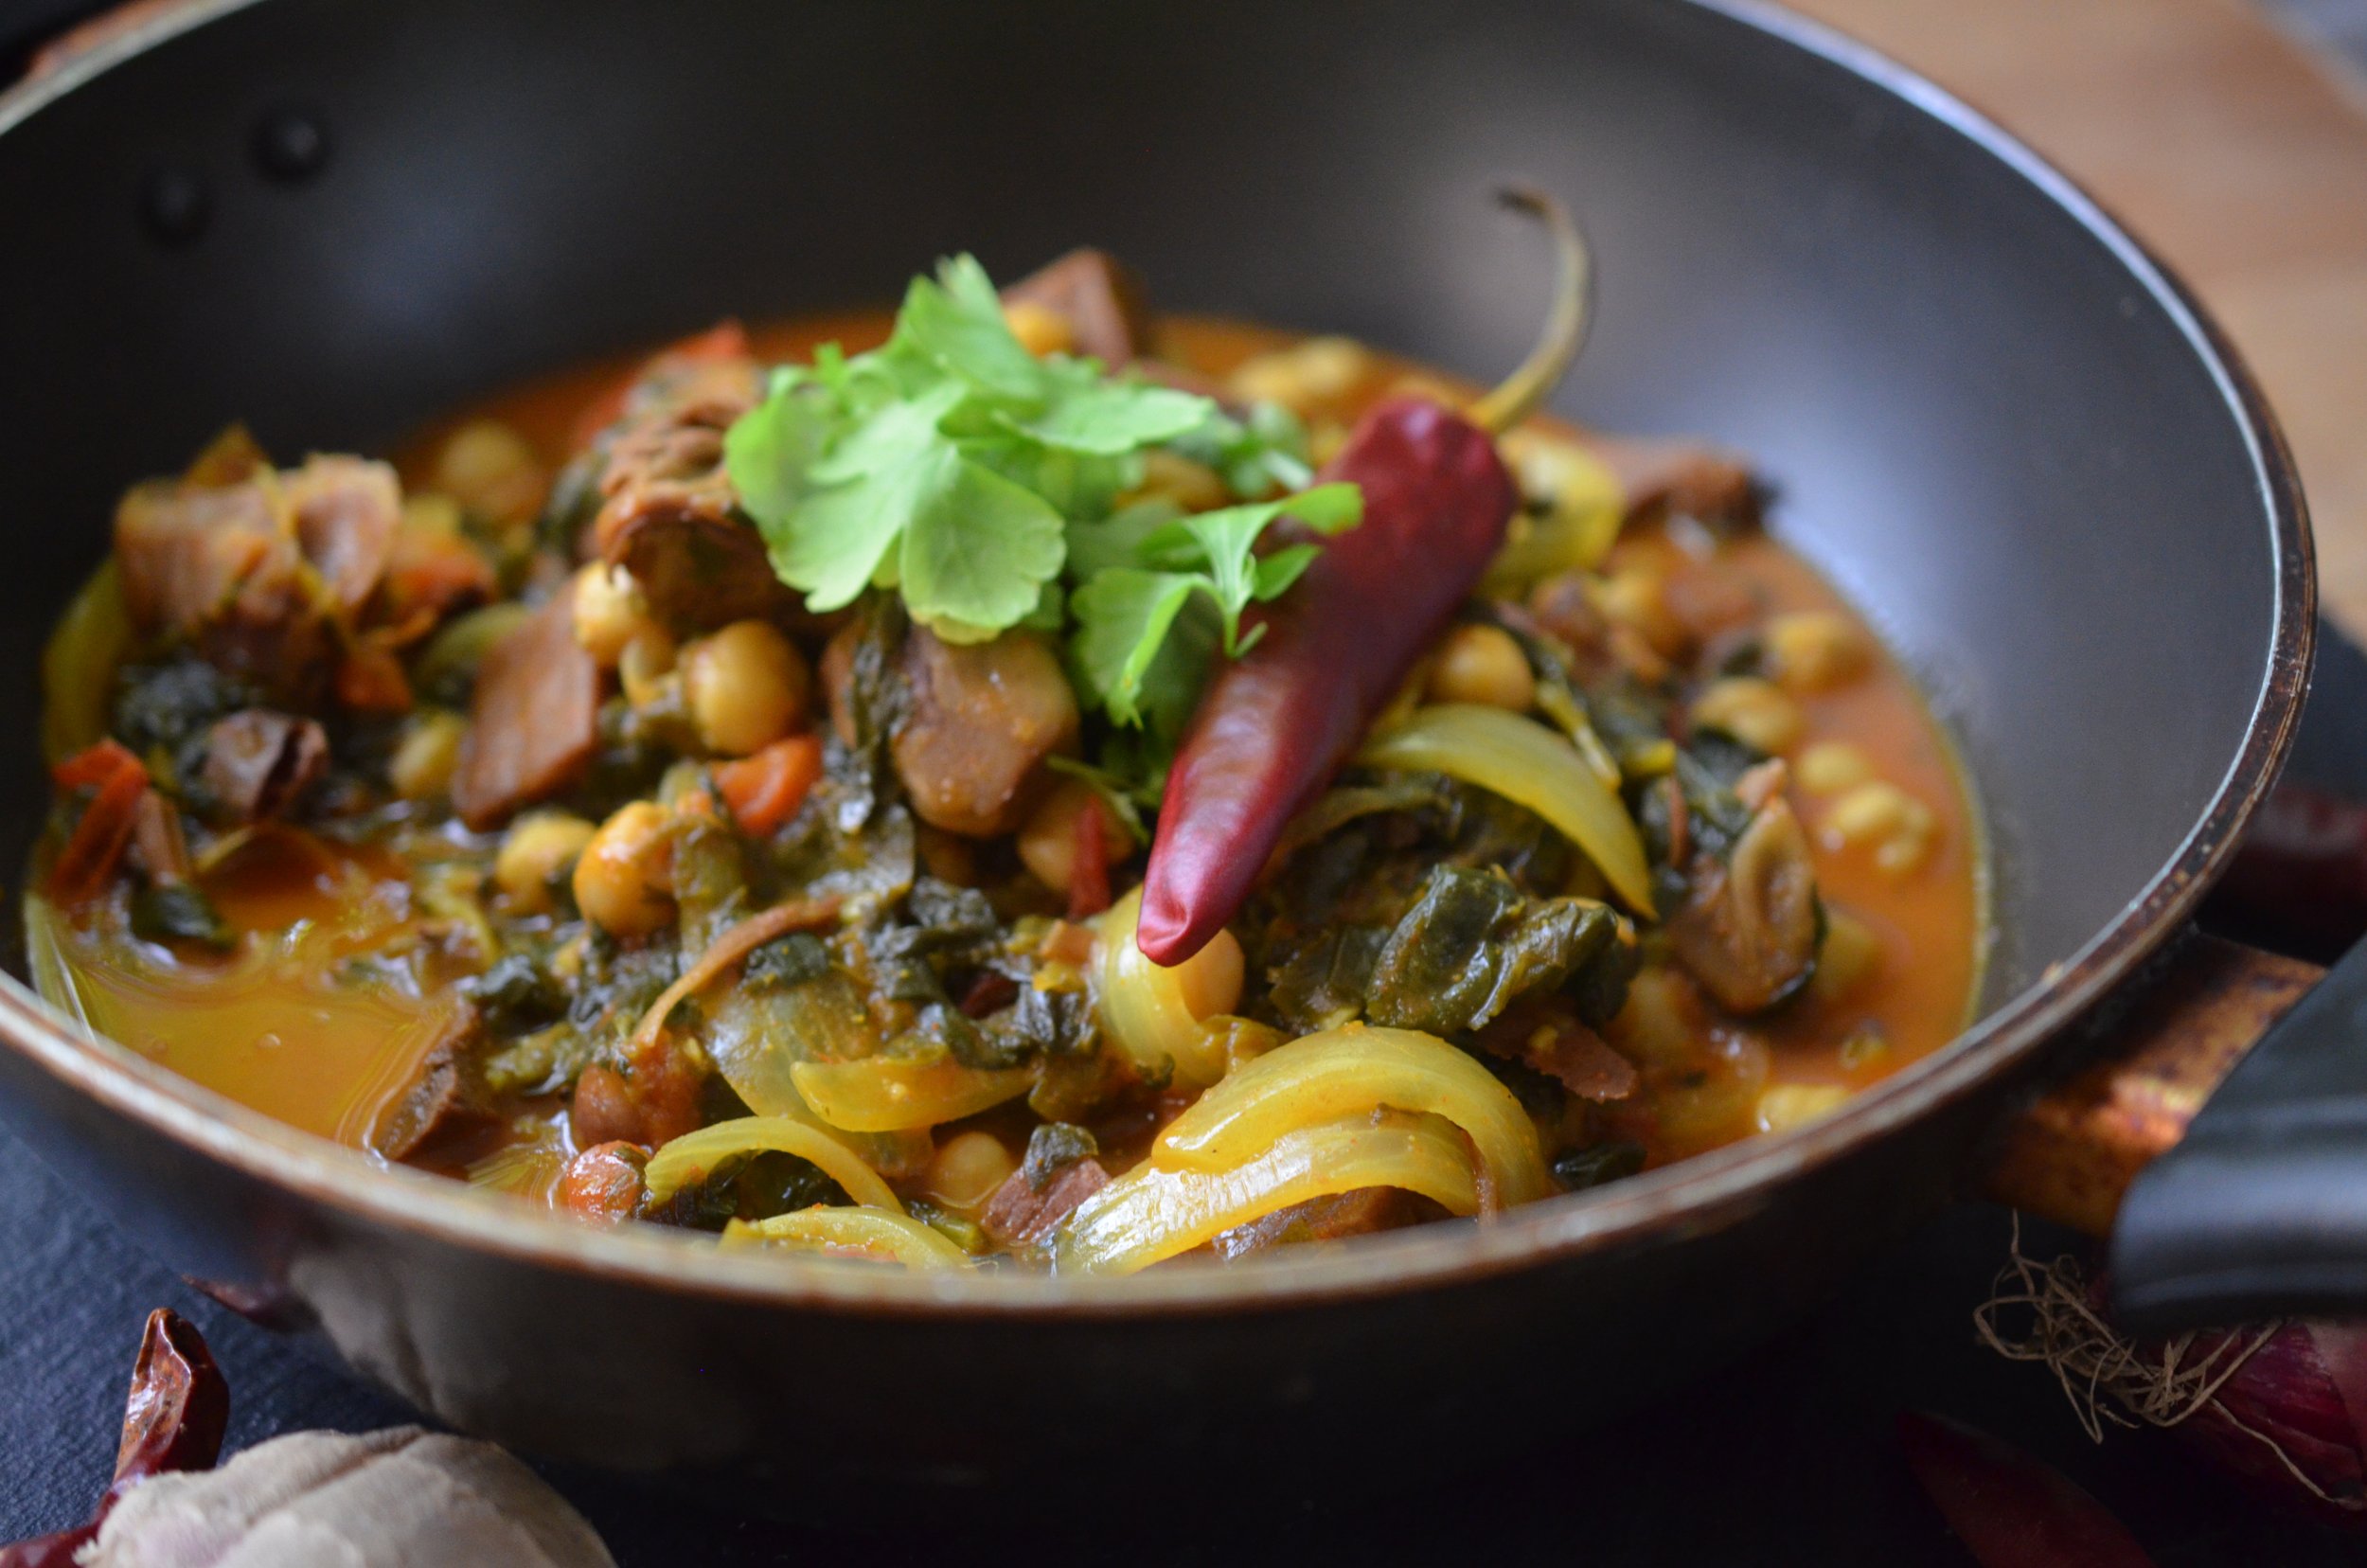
[111,1307,230,1493]
[0,1309,229,1567]
[1134,189,1590,966]
[1895,1410,2159,1568]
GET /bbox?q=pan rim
[0,0,2315,1318]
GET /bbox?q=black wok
[0,0,2312,1482]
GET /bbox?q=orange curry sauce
[37,312,1984,1191]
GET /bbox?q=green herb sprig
[723,254,1354,793]
[1068,483,1361,730]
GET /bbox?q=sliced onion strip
[1152,1024,1550,1204]
[1095,886,1232,1087]
[1359,703,1652,911]
[643,1115,901,1213]
[790,1057,1034,1132]
[630,895,840,1053]
[721,1207,970,1268]
[1056,1114,1482,1276]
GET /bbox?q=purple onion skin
[1898,1411,2159,1568]
[2160,1322,2367,1531]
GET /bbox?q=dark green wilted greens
[1246,780,1634,1038]
[1364,865,1624,1036]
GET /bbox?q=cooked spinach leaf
[1363,865,1624,1036]
[1019,1122,1099,1192]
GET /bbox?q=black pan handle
[2109,934,2367,1333]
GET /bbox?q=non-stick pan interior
[0,0,2292,1022]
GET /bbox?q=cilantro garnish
[1068,484,1361,728]
[722,253,1354,792]
[726,257,1209,641]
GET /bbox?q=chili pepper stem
[1468,187,1594,437]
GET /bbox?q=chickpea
[388,709,468,802]
[1765,610,1872,694]
[1126,449,1230,512]
[1874,834,1934,877]
[433,419,547,528]
[618,624,679,711]
[572,562,652,668]
[1227,336,1372,416]
[1169,926,1247,1025]
[1823,780,1913,842]
[572,801,677,936]
[495,811,596,912]
[1821,780,1937,875]
[1794,740,1874,796]
[916,823,982,888]
[1651,1031,1771,1150]
[1755,1082,1850,1135]
[402,492,463,537]
[680,619,810,757]
[1019,779,1133,899]
[1003,301,1074,358]
[1390,372,1468,409]
[1486,432,1627,591]
[1425,624,1537,712]
[1591,566,1690,659]
[1690,676,1805,756]
[568,1066,641,1152]
[1811,908,1883,1005]
[1606,966,1704,1069]
[926,1131,1019,1211]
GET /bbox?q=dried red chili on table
[0,1309,228,1567]
[1895,1411,2158,1568]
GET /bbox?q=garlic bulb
[85,1426,614,1568]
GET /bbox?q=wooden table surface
[1789,0,2367,637]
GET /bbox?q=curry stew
[29,245,1979,1273]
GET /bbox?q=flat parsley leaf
[1071,568,1201,727]
[891,256,1042,400]
[1007,368,1213,456]
[1069,482,1362,719]
[899,454,1067,638]
[1165,400,1316,497]
[725,252,1365,804]
[726,255,1217,641]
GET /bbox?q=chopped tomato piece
[47,739,151,902]
[335,641,414,714]
[712,734,824,837]
[1068,793,1112,919]
[52,737,143,792]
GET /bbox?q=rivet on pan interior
[138,167,210,246]
[252,103,330,184]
